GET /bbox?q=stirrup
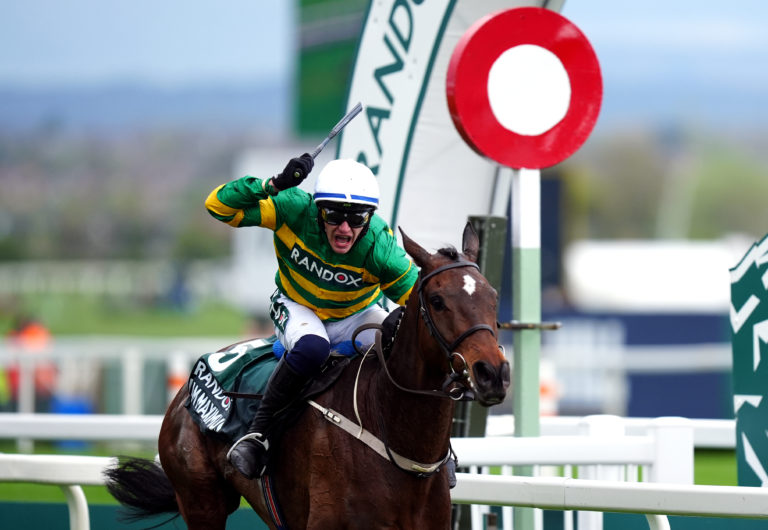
[227,432,269,461]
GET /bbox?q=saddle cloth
[184,335,355,442]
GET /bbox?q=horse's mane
[436,246,459,261]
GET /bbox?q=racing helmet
[313,159,379,210]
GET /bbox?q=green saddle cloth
[184,336,279,442]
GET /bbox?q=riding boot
[227,359,309,479]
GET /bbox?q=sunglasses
[319,207,372,228]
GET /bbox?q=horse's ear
[399,226,431,267]
[462,222,479,263]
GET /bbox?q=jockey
[205,154,418,479]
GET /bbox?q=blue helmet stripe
[350,194,379,204]
[314,192,347,200]
[314,192,378,205]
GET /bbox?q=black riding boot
[227,359,308,479]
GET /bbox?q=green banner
[730,234,768,486]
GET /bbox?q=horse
[105,223,510,529]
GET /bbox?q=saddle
[184,335,358,443]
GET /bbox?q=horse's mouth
[475,390,507,407]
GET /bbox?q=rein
[309,341,456,478]
[355,259,499,401]
[353,322,448,400]
[316,258,498,479]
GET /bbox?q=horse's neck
[369,310,455,462]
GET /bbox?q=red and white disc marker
[446,7,602,169]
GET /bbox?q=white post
[578,415,626,481]
[166,350,189,405]
[511,167,542,530]
[122,348,143,415]
[577,415,625,530]
[649,417,694,484]
[61,485,91,530]
[17,355,35,452]
[645,514,671,530]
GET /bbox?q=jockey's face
[324,220,364,254]
[319,205,373,254]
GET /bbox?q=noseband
[417,260,498,399]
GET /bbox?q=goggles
[319,207,373,228]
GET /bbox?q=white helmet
[313,159,379,209]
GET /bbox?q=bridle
[416,260,498,400]
[337,258,501,478]
[354,258,500,401]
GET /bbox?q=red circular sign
[446,7,602,169]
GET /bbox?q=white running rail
[0,453,116,530]
[0,413,737,530]
[451,473,768,529]
[1,455,767,530]
[0,413,163,442]
[454,415,695,530]
[487,414,735,449]
[0,412,735,448]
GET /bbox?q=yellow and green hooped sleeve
[204,176,277,230]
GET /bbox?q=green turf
[694,449,738,486]
[1,293,250,337]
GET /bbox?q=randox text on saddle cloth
[188,359,230,433]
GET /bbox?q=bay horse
[105,223,510,529]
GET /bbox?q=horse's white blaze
[463,275,476,296]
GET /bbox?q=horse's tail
[104,457,180,524]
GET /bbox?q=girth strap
[306,399,452,476]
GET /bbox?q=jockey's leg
[228,333,330,479]
[325,304,389,347]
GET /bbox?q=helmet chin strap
[356,220,372,243]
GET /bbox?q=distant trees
[562,126,768,242]
[2,124,768,263]
[0,129,247,260]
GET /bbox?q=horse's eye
[429,294,445,311]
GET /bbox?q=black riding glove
[272,153,314,191]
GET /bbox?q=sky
[562,0,768,130]
[0,0,293,87]
[2,0,768,129]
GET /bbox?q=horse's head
[400,223,510,406]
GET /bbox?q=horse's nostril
[500,361,511,387]
[471,360,509,406]
[473,360,511,394]
[473,360,501,389]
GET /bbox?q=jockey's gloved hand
[272,153,314,191]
